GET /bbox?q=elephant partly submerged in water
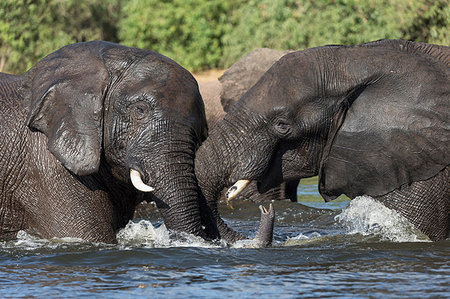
[195,39,449,242]
[0,41,211,243]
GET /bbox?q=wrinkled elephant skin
[198,48,299,204]
[196,39,450,241]
[0,41,208,243]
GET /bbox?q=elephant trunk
[153,169,205,237]
[145,148,208,238]
[195,119,249,243]
[129,123,208,239]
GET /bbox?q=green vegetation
[118,0,240,71]
[1,0,448,74]
[0,0,120,74]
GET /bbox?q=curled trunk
[254,204,275,247]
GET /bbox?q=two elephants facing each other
[195,39,449,242]
[0,40,273,245]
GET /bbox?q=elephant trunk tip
[254,203,275,247]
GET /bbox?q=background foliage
[1,0,448,74]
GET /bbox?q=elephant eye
[130,102,151,121]
[275,120,291,135]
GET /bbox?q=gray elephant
[198,48,299,203]
[195,39,449,242]
[0,41,211,243]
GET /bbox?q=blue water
[0,182,449,298]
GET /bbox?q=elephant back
[359,39,450,67]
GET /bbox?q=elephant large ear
[318,77,449,200]
[24,42,109,175]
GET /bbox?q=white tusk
[130,169,154,192]
[225,179,251,201]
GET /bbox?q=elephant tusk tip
[225,179,251,201]
[130,169,155,192]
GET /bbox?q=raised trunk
[254,204,275,247]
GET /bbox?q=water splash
[335,196,430,242]
[116,220,224,248]
[283,231,326,246]
[0,230,98,255]
[13,230,86,249]
[0,220,222,253]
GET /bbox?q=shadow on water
[0,177,449,298]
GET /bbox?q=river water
[1,178,449,298]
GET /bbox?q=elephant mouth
[130,168,155,192]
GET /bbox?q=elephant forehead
[119,69,200,103]
[148,79,203,115]
[240,57,316,114]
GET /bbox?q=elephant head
[198,48,298,204]
[23,41,209,238]
[195,39,449,242]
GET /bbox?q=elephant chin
[130,169,155,192]
[225,179,251,202]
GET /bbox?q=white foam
[0,230,90,251]
[335,196,430,242]
[116,220,224,248]
[289,232,322,240]
[282,232,327,246]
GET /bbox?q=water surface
[0,178,448,298]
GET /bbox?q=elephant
[195,39,449,242]
[0,41,212,243]
[198,48,299,204]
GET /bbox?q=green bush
[0,0,120,74]
[220,0,428,67]
[404,0,449,45]
[118,0,240,71]
[0,0,448,74]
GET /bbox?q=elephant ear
[318,77,449,200]
[24,42,109,176]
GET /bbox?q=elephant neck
[0,74,26,107]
